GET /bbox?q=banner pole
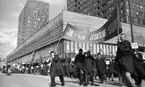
[117,4,121,41]
[54,38,61,53]
[128,0,134,43]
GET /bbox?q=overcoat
[49,55,65,77]
[85,55,95,75]
[116,40,134,73]
[96,57,106,75]
[74,53,85,77]
[74,53,85,69]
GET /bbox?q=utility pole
[128,0,134,42]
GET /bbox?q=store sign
[131,42,139,49]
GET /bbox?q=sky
[0,0,66,60]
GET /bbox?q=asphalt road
[0,72,144,87]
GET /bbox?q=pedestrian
[83,51,95,86]
[49,51,65,86]
[74,49,85,85]
[107,58,114,81]
[69,61,75,78]
[115,33,135,87]
[95,53,106,83]
[133,49,145,87]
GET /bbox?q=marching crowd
[2,33,145,87]
[48,33,145,87]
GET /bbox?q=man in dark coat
[115,33,135,87]
[96,53,106,83]
[133,49,145,86]
[49,51,65,86]
[84,51,95,86]
[74,49,85,85]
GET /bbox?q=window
[75,42,78,53]
[82,43,86,52]
[126,15,130,23]
[34,25,37,28]
[27,20,30,23]
[137,18,141,25]
[131,17,134,23]
[121,9,124,15]
[66,41,70,52]
[142,19,145,25]
[37,18,40,21]
[70,41,74,52]
[79,42,82,49]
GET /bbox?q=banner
[62,8,122,43]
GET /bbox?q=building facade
[17,0,49,47]
[67,0,145,26]
[7,10,145,63]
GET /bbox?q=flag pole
[54,38,61,53]
[117,3,121,41]
[128,0,134,43]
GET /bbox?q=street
[0,72,121,87]
[1,72,145,87]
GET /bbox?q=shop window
[93,44,96,54]
[75,42,78,53]
[86,43,89,51]
[66,41,70,52]
[70,41,74,52]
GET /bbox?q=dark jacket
[85,55,95,75]
[96,57,106,74]
[116,40,133,58]
[74,53,85,68]
[50,55,65,77]
[134,52,143,62]
[116,40,134,73]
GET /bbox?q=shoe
[49,84,56,86]
[83,82,88,86]
[100,81,103,83]
[61,83,65,86]
[91,82,94,85]
[79,82,83,85]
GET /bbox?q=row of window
[126,15,145,25]
[64,40,117,56]
[131,0,145,5]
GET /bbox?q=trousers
[51,75,64,85]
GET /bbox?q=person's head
[120,33,126,41]
[79,49,83,54]
[50,51,55,57]
[87,50,91,55]
[97,53,102,58]
[84,52,87,57]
